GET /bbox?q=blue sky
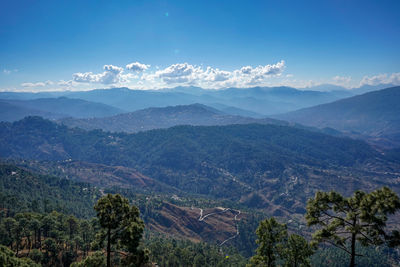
[0,0,399,91]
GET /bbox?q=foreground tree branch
[305,187,400,267]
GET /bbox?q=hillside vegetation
[276,86,400,148]
[59,103,285,133]
[1,117,399,217]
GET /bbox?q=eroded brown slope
[146,202,242,244]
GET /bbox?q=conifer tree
[94,194,145,267]
[282,234,314,267]
[248,217,287,267]
[306,187,400,267]
[248,217,314,267]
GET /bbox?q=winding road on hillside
[196,207,241,246]
[219,210,241,246]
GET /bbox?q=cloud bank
[360,73,400,86]
[21,81,53,87]
[143,60,286,88]
[16,60,400,92]
[72,65,128,85]
[126,62,150,72]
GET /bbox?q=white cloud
[241,60,285,76]
[19,60,288,91]
[142,60,286,88]
[240,66,252,74]
[103,64,123,74]
[58,80,78,87]
[72,64,127,85]
[21,82,46,87]
[126,62,150,72]
[155,63,201,84]
[332,76,352,88]
[21,80,53,87]
[360,73,400,86]
[203,67,231,82]
[333,76,351,83]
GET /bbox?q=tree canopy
[248,217,314,267]
[94,193,145,267]
[306,187,400,267]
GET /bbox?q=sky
[0,0,399,91]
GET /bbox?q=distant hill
[63,86,355,115]
[0,100,66,121]
[275,86,400,148]
[0,97,124,121]
[1,116,398,216]
[59,103,286,133]
[0,86,354,115]
[299,83,395,95]
[207,103,265,118]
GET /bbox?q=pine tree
[282,234,314,267]
[94,193,145,267]
[247,217,287,267]
[305,187,400,267]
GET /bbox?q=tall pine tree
[306,187,400,267]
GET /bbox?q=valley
[1,86,400,266]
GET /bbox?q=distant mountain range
[59,103,286,133]
[0,86,356,116]
[1,85,398,148]
[0,100,65,121]
[275,86,400,148]
[0,97,124,121]
[305,83,395,94]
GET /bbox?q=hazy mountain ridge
[275,86,400,148]
[0,97,124,122]
[58,103,287,133]
[0,85,356,116]
[0,100,66,121]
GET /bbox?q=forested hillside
[276,86,400,148]
[1,118,399,266]
[1,163,398,266]
[1,117,399,218]
[0,163,99,218]
[58,103,284,133]
[0,97,124,122]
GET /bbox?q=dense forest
[0,117,399,266]
[2,117,399,217]
[1,162,400,266]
